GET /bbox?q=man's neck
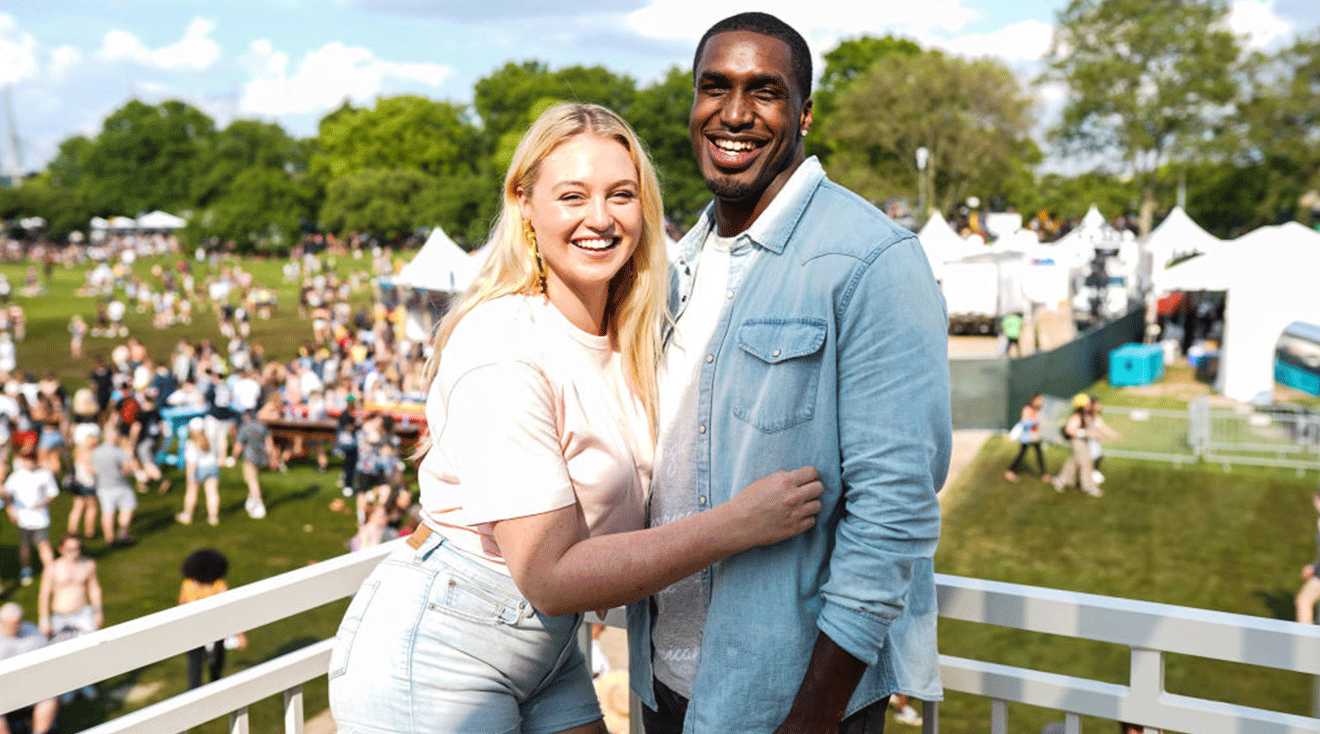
[712,155,805,237]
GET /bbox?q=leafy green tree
[473,62,638,146]
[187,167,311,252]
[310,95,483,182]
[811,35,922,157]
[629,66,707,227]
[1044,0,1240,235]
[1221,33,1320,226]
[822,50,1038,216]
[79,99,217,215]
[320,168,438,241]
[193,120,306,208]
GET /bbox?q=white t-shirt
[185,440,219,471]
[650,230,735,697]
[4,465,59,530]
[418,295,653,573]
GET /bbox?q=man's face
[690,31,811,206]
[60,537,81,559]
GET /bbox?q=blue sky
[1,0,1314,173]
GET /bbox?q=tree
[629,67,707,227]
[473,62,637,147]
[79,99,217,215]
[187,167,311,252]
[320,168,438,241]
[193,120,306,208]
[1044,0,1240,235]
[1223,33,1320,226]
[821,50,1039,216]
[812,35,922,132]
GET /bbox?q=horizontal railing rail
[2,544,1319,733]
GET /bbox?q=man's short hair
[693,12,813,101]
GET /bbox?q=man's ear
[799,98,814,138]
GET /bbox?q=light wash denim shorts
[328,530,601,734]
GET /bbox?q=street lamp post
[916,146,929,227]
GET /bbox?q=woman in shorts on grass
[328,103,823,734]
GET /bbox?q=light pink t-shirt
[418,295,652,572]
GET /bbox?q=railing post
[921,699,938,734]
[229,706,250,734]
[1064,711,1082,734]
[284,684,304,734]
[991,698,1008,734]
[1129,646,1165,727]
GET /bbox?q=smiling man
[628,12,951,734]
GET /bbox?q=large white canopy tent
[917,211,975,280]
[395,226,479,293]
[1145,206,1222,268]
[136,210,187,230]
[1214,224,1320,403]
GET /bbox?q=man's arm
[87,561,104,629]
[38,564,53,636]
[778,236,950,731]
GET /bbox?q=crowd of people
[1004,392,1123,495]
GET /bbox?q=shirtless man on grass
[38,534,103,701]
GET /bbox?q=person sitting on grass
[232,410,273,520]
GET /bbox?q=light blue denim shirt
[628,157,951,732]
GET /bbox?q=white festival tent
[136,210,187,230]
[1145,206,1223,268]
[1217,224,1320,403]
[106,216,138,231]
[917,211,974,279]
[395,226,479,294]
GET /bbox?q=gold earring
[523,220,547,294]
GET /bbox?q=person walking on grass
[1052,394,1101,497]
[66,426,100,540]
[39,534,103,702]
[3,446,59,587]
[1005,393,1051,484]
[177,418,221,526]
[232,410,272,519]
[91,422,140,545]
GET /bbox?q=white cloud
[48,44,83,79]
[240,39,456,117]
[0,12,39,86]
[1226,0,1294,51]
[98,17,221,71]
[931,19,1055,63]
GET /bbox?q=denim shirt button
[771,349,781,357]
[699,496,707,506]
[726,290,734,300]
[698,424,706,434]
[705,354,714,363]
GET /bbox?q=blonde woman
[328,103,823,734]
[177,418,220,526]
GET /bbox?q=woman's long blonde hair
[423,103,666,433]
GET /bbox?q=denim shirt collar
[675,156,825,261]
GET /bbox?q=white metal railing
[2,541,1319,734]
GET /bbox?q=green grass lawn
[0,248,398,731]
[935,438,1318,734]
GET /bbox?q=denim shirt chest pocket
[731,317,828,433]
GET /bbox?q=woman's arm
[492,466,822,617]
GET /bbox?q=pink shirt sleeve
[442,360,577,526]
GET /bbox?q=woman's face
[519,134,643,302]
